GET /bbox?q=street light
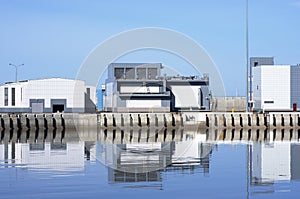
[9,63,24,82]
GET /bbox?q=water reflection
[0,127,300,197]
[251,142,300,184]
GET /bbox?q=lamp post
[9,63,24,82]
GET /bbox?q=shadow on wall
[85,93,97,113]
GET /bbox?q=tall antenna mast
[246,0,249,112]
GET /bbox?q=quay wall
[1,112,300,131]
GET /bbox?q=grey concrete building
[103,63,210,112]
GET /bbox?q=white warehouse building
[0,78,97,113]
[251,57,300,111]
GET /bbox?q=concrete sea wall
[1,112,300,131]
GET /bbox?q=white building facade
[0,78,97,113]
[252,62,300,111]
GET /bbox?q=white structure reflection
[0,141,97,172]
[251,142,300,184]
[99,130,214,183]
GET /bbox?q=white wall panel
[120,86,160,93]
[171,85,200,108]
[261,66,290,110]
[126,99,161,108]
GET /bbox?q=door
[32,102,43,113]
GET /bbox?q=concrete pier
[1,112,300,132]
[97,112,300,129]
[0,113,97,131]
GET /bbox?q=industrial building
[0,78,97,113]
[250,57,300,111]
[103,63,210,112]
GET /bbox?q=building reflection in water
[100,131,214,184]
[0,128,98,173]
[251,142,300,184]
[0,127,299,193]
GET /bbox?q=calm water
[1,127,300,199]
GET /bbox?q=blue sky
[0,0,300,96]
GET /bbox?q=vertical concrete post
[273,114,277,127]
[112,114,116,127]
[146,114,150,127]
[248,114,251,126]
[239,114,243,127]
[154,114,158,127]
[163,114,167,127]
[121,114,125,127]
[103,114,108,127]
[256,114,260,126]
[130,114,133,127]
[46,114,54,129]
[264,115,268,127]
[172,114,176,127]
[214,114,218,127]
[137,114,142,127]
[290,114,293,127]
[206,114,209,127]
[0,115,4,129]
[180,113,184,127]
[281,114,285,127]
[223,114,226,127]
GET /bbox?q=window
[125,68,135,79]
[4,87,8,106]
[148,68,158,79]
[264,101,274,104]
[11,88,15,106]
[114,68,124,79]
[137,68,146,79]
[254,61,258,67]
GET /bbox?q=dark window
[125,68,135,79]
[11,88,15,106]
[4,87,8,106]
[52,104,64,113]
[30,143,45,151]
[264,101,274,104]
[137,68,147,79]
[148,68,158,79]
[51,143,67,150]
[114,68,124,79]
[254,62,258,67]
